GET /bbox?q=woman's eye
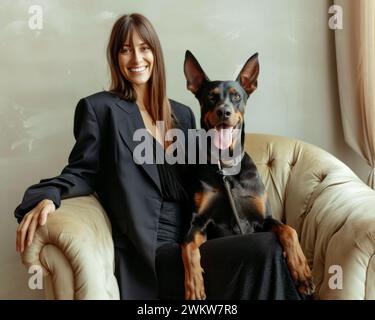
[232,93,241,102]
[121,47,131,54]
[208,94,215,102]
[141,46,150,52]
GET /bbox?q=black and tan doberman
[182,51,314,300]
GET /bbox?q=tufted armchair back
[245,133,357,230]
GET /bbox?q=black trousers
[115,200,302,300]
[155,232,302,300]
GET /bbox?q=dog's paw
[288,258,315,297]
[185,267,206,300]
[295,266,315,298]
[284,245,315,297]
[296,276,315,297]
[185,286,206,300]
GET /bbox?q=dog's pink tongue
[214,127,233,150]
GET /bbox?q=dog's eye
[232,93,241,102]
[208,94,216,103]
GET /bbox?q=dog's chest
[195,165,266,236]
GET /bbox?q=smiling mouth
[129,66,148,73]
[213,124,234,150]
[215,123,233,130]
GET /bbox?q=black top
[152,136,189,202]
[152,136,190,247]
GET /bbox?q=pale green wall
[0,0,369,299]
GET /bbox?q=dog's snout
[216,106,232,119]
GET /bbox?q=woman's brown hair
[107,13,173,142]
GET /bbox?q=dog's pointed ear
[236,53,259,95]
[184,50,209,94]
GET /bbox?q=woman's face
[118,31,154,89]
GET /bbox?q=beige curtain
[334,0,375,188]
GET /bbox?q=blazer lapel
[115,98,162,194]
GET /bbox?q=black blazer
[14,91,197,299]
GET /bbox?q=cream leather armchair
[21,134,375,299]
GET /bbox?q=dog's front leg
[264,218,315,296]
[181,227,207,300]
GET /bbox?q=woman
[15,13,301,300]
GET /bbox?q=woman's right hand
[16,199,56,253]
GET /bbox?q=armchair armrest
[244,133,375,299]
[21,195,120,300]
[300,178,375,299]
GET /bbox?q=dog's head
[184,50,259,151]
